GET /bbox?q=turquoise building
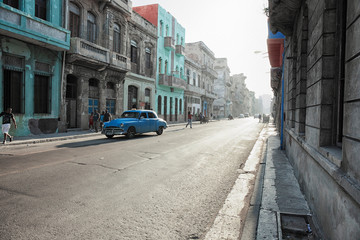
[134,4,186,123]
[0,0,70,136]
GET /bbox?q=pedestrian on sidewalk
[0,108,17,144]
[89,112,94,131]
[103,109,112,123]
[93,110,100,132]
[186,111,192,128]
[100,111,105,131]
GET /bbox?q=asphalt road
[0,118,264,240]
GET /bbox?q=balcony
[175,45,185,56]
[158,72,186,90]
[0,4,70,51]
[110,52,131,71]
[67,38,130,71]
[186,84,205,95]
[205,91,217,99]
[164,36,175,50]
[112,0,132,15]
[201,65,218,79]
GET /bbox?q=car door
[147,112,158,131]
[138,112,150,133]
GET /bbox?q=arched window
[186,69,190,84]
[131,40,138,63]
[145,48,151,69]
[157,95,162,115]
[145,88,151,110]
[179,99,182,115]
[128,85,138,110]
[113,23,121,53]
[164,60,168,75]
[165,25,169,36]
[160,21,163,37]
[69,2,80,37]
[88,78,99,114]
[158,57,162,74]
[87,12,96,43]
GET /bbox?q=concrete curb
[1,121,212,146]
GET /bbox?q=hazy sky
[132,0,271,97]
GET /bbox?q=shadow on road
[56,134,158,148]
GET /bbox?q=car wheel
[156,126,164,135]
[127,127,136,139]
[106,134,114,139]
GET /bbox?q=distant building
[134,4,186,123]
[268,0,360,239]
[0,0,70,136]
[213,58,231,118]
[185,42,217,119]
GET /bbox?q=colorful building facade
[134,4,186,123]
[0,0,70,136]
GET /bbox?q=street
[0,118,264,240]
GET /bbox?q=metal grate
[35,61,51,73]
[3,54,24,69]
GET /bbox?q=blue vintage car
[102,110,167,139]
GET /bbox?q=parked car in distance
[239,114,245,118]
[244,113,249,118]
[102,110,167,139]
[254,114,260,118]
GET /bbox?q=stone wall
[280,0,360,239]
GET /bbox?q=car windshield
[120,112,139,118]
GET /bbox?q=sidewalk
[0,121,204,146]
[254,126,320,239]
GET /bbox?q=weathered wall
[281,0,360,239]
[0,37,63,136]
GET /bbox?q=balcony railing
[112,0,132,15]
[175,45,185,56]
[158,72,186,89]
[186,84,205,95]
[164,36,175,50]
[0,4,70,51]
[205,91,217,99]
[68,37,130,71]
[202,66,218,79]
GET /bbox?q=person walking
[100,111,105,131]
[93,110,100,132]
[103,109,112,123]
[0,108,17,144]
[185,111,192,128]
[89,112,94,131]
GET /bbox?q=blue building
[134,4,186,123]
[0,0,70,136]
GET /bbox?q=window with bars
[106,99,115,114]
[69,2,80,37]
[113,23,121,53]
[145,48,151,68]
[35,0,47,20]
[131,40,138,63]
[34,75,51,114]
[3,0,19,9]
[88,98,98,114]
[3,70,24,114]
[87,12,96,43]
[158,58,162,74]
[160,21,163,37]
